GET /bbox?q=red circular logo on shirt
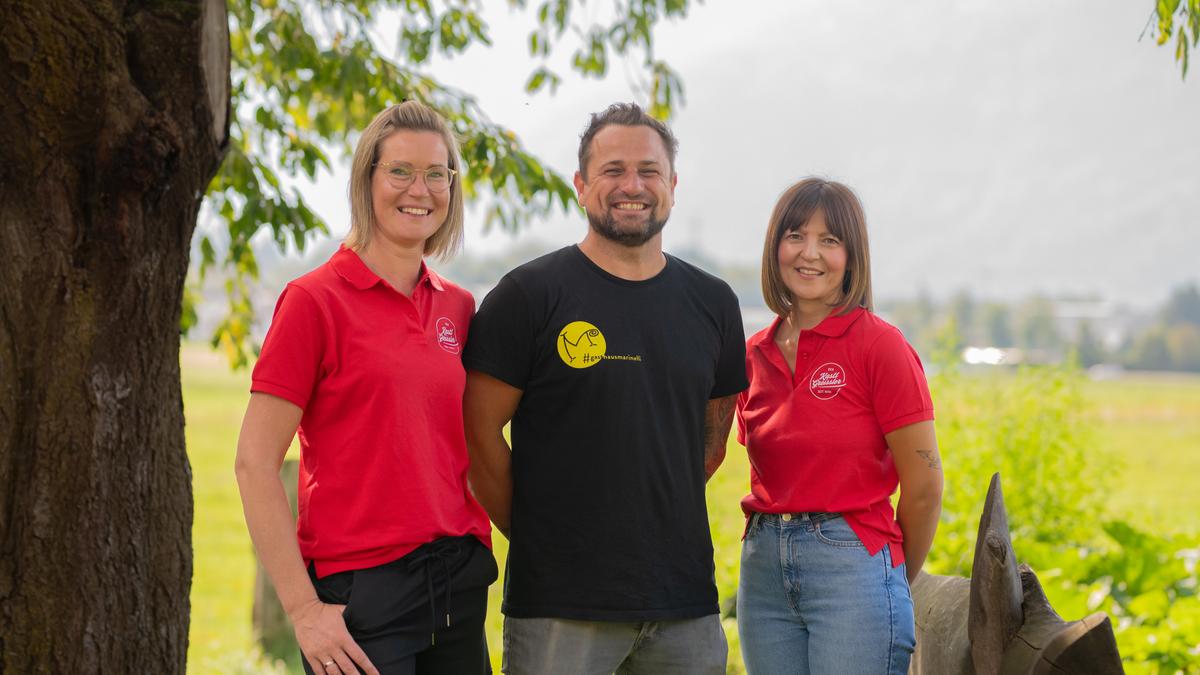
[810,362,847,400]
[435,317,460,354]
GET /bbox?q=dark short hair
[577,102,679,178]
[761,177,874,317]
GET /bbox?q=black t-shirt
[463,245,748,621]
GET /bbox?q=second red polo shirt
[736,307,934,566]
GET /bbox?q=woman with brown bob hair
[236,101,495,675]
[734,178,944,674]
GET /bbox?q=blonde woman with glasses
[236,101,496,675]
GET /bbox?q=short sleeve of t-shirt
[865,327,934,434]
[462,275,535,390]
[251,284,326,410]
[710,294,749,399]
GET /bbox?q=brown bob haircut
[345,101,465,259]
[761,177,873,318]
[577,102,679,178]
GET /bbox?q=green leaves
[648,59,685,120]
[1080,523,1200,672]
[457,124,578,230]
[525,0,693,118]
[1152,0,1199,79]
[572,29,609,77]
[926,363,1107,576]
[924,365,1200,672]
[1158,0,1182,45]
[197,0,693,366]
[1180,18,1191,77]
[524,66,561,94]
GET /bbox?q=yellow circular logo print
[557,321,606,369]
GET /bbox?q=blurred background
[195,0,1200,372]
[185,2,1200,673]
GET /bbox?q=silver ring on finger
[323,660,337,670]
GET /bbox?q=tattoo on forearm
[704,397,736,460]
[916,449,941,470]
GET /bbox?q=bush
[1080,524,1200,673]
[925,361,1200,672]
[926,363,1107,577]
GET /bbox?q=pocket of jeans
[813,517,865,548]
[742,512,762,540]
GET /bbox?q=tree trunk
[0,1,228,671]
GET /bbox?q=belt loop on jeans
[777,511,839,523]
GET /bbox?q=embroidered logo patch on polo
[810,362,847,400]
[435,317,461,353]
[557,321,607,368]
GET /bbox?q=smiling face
[370,130,451,251]
[573,125,677,247]
[776,208,849,311]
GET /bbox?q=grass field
[1086,373,1200,532]
[182,343,1200,673]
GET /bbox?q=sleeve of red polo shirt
[251,284,327,410]
[865,327,934,433]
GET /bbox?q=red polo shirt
[251,245,491,578]
[736,307,934,566]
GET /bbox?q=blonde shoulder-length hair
[345,101,465,259]
[761,177,873,318]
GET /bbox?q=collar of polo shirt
[330,244,446,292]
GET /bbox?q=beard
[586,207,668,247]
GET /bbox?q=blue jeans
[737,513,915,675]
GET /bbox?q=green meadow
[183,344,1200,673]
[1087,374,1200,530]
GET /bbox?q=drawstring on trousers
[406,541,461,645]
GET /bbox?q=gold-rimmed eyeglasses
[373,161,457,193]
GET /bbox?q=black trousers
[303,535,498,675]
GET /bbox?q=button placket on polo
[791,331,821,387]
[407,305,424,338]
[387,284,427,341]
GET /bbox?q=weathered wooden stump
[252,459,300,661]
[910,473,1123,674]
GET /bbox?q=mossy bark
[0,0,229,671]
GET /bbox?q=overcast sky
[261,0,1199,306]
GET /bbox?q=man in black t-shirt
[463,103,747,675]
